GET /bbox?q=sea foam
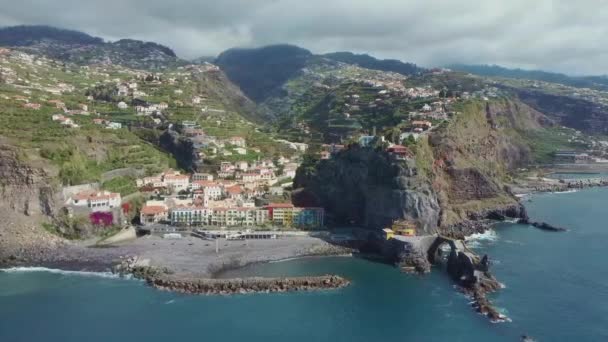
[0,267,128,279]
[465,229,499,248]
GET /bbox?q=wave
[0,267,131,279]
[268,257,302,263]
[549,189,579,195]
[465,229,499,248]
[466,229,498,242]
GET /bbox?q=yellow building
[392,221,417,236]
[382,228,395,240]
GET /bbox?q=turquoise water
[2,187,608,341]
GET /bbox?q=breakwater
[147,275,350,295]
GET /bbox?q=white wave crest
[465,229,499,248]
[550,189,579,195]
[0,267,128,279]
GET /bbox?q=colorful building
[267,203,324,229]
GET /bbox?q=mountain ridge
[449,64,608,91]
[0,25,179,70]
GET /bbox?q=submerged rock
[531,222,568,232]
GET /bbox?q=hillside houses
[228,136,246,147]
[412,120,433,131]
[275,139,308,152]
[23,102,41,110]
[136,166,322,229]
[48,99,66,109]
[51,114,79,128]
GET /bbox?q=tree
[404,134,417,147]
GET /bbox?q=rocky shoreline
[513,177,608,195]
[441,203,529,239]
[1,236,355,296]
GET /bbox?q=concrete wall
[62,183,99,199]
[101,168,145,182]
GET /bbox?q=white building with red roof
[228,136,246,148]
[164,174,190,192]
[191,180,223,200]
[226,185,244,200]
[140,205,169,225]
[66,190,121,210]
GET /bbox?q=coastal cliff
[293,98,547,233]
[0,143,57,217]
[0,142,64,260]
[293,146,440,233]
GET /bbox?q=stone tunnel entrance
[427,236,459,265]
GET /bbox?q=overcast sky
[0,0,606,75]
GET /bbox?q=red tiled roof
[268,203,294,208]
[73,190,120,201]
[194,180,218,187]
[226,185,243,195]
[141,205,167,215]
[165,174,189,180]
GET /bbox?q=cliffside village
[135,167,324,229]
[62,157,323,231]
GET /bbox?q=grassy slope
[0,53,293,189]
[421,99,537,225]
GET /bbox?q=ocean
[2,187,608,341]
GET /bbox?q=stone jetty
[147,275,350,295]
[113,256,351,295]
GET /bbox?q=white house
[67,190,121,210]
[192,181,223,200]
[242,173,261,182]
[228,136,246,147]
[236,161,248,171]
[133,90,147,98]
[164,174,190,192]
[283,164,298,178]
[117,101,128,109]
[234,147,247,155]
[192,173,214,181]
[137,176,164,188]
[51,114,65,121]
[117,85,129,96]
[107,122,122,130]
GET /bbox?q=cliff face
[159,130,197,171]
[428,99,546,227]
[0,144,57,217]
[293,98,548,233]
[0,143,63,258]
[293,147,441,233]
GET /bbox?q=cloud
[0,0,606,74]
